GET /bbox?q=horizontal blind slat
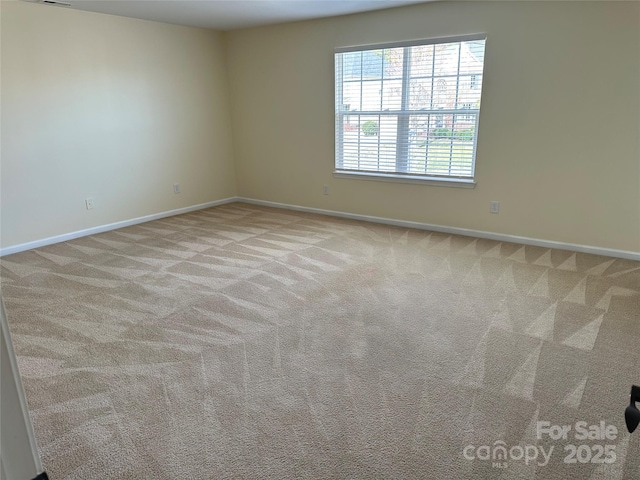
[336,36,485,179]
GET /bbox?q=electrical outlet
[173,183,181,194]
[323,185,329,195]
[85,198,94,210]
[490,201,500,214]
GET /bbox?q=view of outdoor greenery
[335,38,485,178]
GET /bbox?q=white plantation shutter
[335,35,486,181]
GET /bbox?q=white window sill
[333,171,476,188]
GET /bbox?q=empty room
[1,0,639,479]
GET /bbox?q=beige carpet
[1,202,639,479]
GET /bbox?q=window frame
[334,33,486,187]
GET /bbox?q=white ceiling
[34,0,436,31]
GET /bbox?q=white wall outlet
[490,201,500,214]
[85,198,94,210]
[323,185,329,195]
[173,183,181,194]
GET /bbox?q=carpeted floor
[1,202,639,479]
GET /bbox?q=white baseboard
[237,197,640,262]
[0,197,239,257]
[2,196,638,262]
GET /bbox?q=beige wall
[1,1,236,248]
[225,1,640,253]
[1,1,639,253]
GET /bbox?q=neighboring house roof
[466,41,485,64]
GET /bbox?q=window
[470,74,478,90]
[461,103,474,120]
[335,35,486,183]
